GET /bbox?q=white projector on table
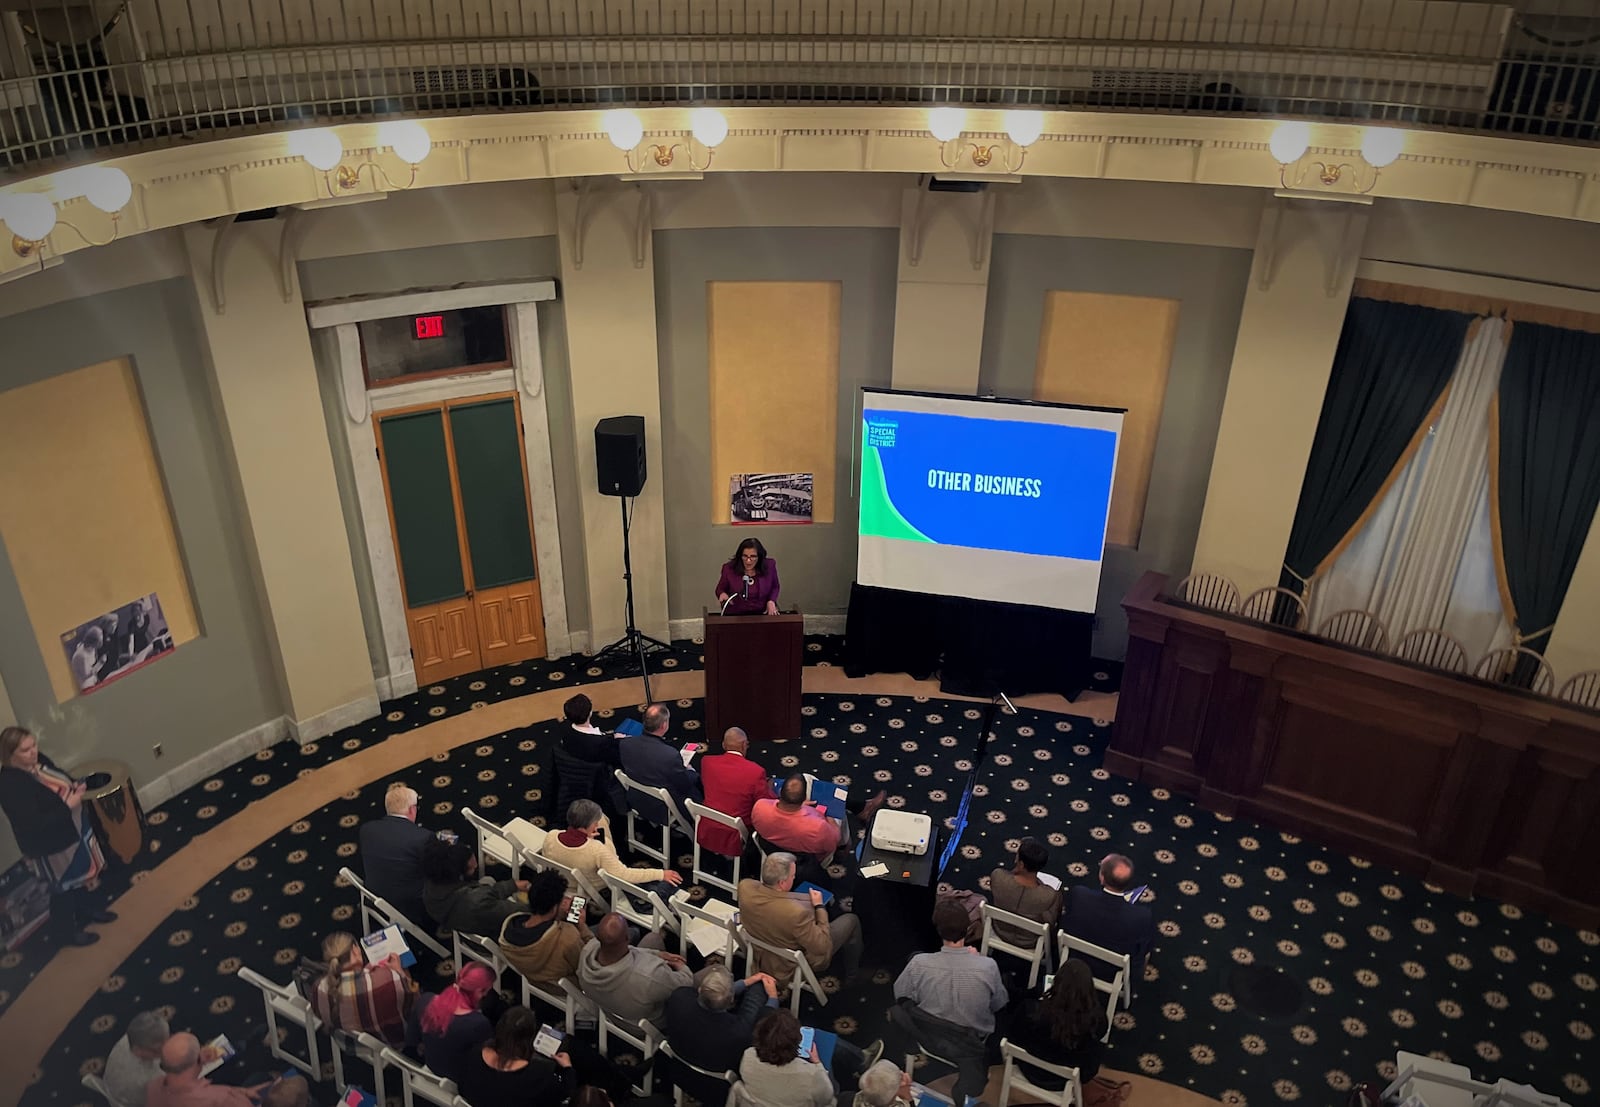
[870,809,932,856]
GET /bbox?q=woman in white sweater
[739,1009,877,1107]
[539,798,683,897]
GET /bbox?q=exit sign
[413,314,445,340]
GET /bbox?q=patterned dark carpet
[4,637,1594,1107]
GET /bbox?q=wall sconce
[604,108,728,172]
[2,165,132,259]
[289,122,431,194]
[928,108,1044,173]
[1271,121,1406,195]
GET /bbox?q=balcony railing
[1,0,1597,170]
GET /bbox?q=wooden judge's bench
[1108,572,1600,929]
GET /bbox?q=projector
[870,810,932,856]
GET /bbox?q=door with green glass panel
[375,393,545,684]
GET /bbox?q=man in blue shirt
[890,900,1007,1107]
[617,703,703,826]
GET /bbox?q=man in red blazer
[698,727,774,858]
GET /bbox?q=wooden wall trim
[1109,572,1600,929]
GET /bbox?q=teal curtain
[1494,322,1600,655]
[1279,298,1472,604]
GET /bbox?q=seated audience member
[357,783,435,929]
[144,1033,269,1107]
[409,962,498,1083]
[853,1061,915,1107]
[539,798,682,899]
[456,1006,573,1107]
[617,704,703,825]
[556,693,625,815]
[577,912,693,1028]
[737,1009,878,1107]
[737,852,863,992]
[561,693,621,765]
[663,965,778,1104]
[499,868,595,990]
[988,837,1061,947]
[1060,853,1157,988]
[421,838,529,937]
[751,775,887,867]
[1006,960,1108,1088]
[311,931,415,1047]
[260,1078,309,1107]
[890,901,1008,1107]
[697,727,774,857]
[104,1011,171,1107]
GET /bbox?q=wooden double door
[375,393,546,684]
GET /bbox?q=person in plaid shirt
[311,931,415,1045]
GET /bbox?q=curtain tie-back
[1512,623,1556,646]
[1281,562,1312,587]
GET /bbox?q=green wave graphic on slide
[860,445,933,542]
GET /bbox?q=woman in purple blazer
[715,537,780,615]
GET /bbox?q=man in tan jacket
[499,869,594,991]
[736,852,863,993]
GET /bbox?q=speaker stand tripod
[593,495,671,702]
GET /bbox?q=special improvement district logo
[865,419,898,448]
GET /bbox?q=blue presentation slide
[860,408,1116,560]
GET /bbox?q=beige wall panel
[651,174,904,230]
[1192,201,1368,590]
[997,179,1261,249]
[0,359,199,701]
[1469,169,1582,220]
[0,231,189,321]
[1033,292,1178,549]
[297,181,560,261]
[707,281,840,525]
[892,281,989,395]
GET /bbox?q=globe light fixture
[1,192,57,243]
[928,107,967,143]
[379,120,432,165]
[1360,127,1406,169]
[689,108,729,149]
[604,110,645,152]
[289,128,344,172]
[1004,110,1045,147]
[1269,121,1312,165]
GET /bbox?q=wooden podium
[704,612,804,742]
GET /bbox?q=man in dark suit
[663,964,778,1105]
[1060,852,1157,992]
[617,703,702,827]
[357,783,435,927]
[697,726,773,858]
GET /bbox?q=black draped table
[841,582,1095,699]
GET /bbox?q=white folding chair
[338,866,450,960]
[979,903,1053,989]
[736,925,828,1015]
[517,971,584,1035]
[329,1028,390,1106]
[527,848,608,908]
[601,869,681,940]
[1056,933,1130,1042]
[461,806,546,879]
[81,1074,113,1105]
[614,769,693,866]
[659,1041,738,1107]
[672,894,740,962]
[236,966,323,1076]
[902,1044,962,1106]
[997,1037,1083,1107]
[594,1005,663,1094]
[380,1047,458,1107]
[452,927,511,979]
[684,798,747,894]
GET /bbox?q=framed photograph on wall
[729,473,814,524]
[61,593,175,695]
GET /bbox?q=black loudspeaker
[595,415,647,497]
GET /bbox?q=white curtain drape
[1309,318,1513,660]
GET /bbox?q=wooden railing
[1108,571,1600,929]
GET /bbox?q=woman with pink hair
[408,962,502,1083]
